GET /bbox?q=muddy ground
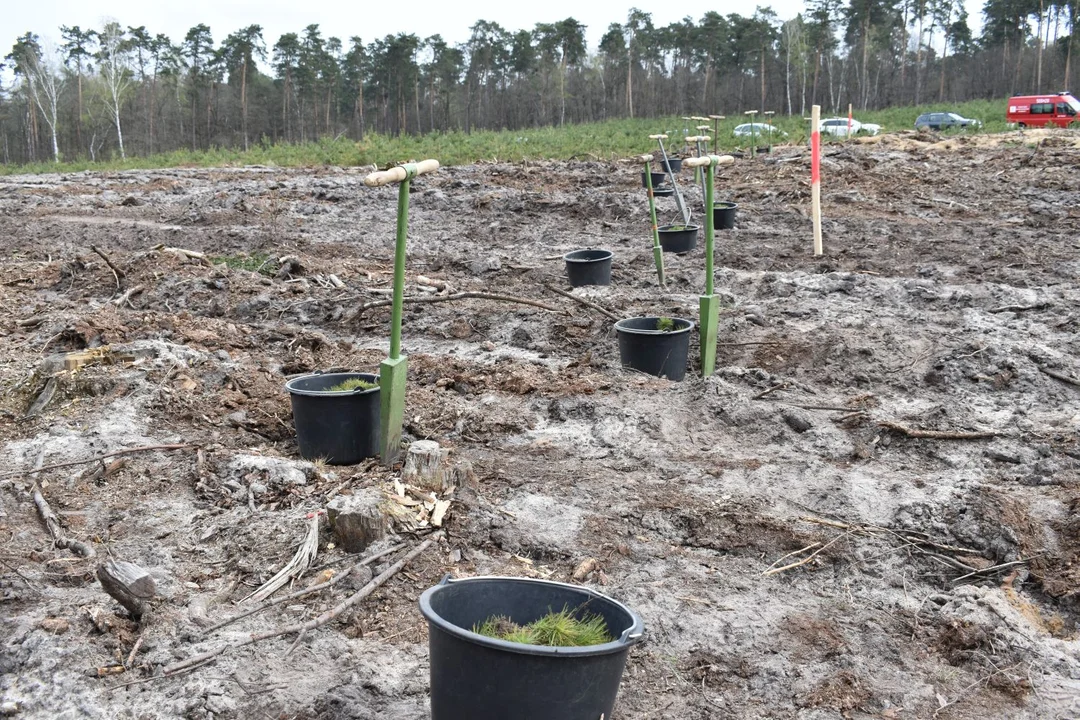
[0,129,1078,719]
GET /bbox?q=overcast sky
[7,0,986,70]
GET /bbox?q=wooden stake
[811,105,823,256]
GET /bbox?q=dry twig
[1037,365,1080,389]
[878,421,998,440]
[0,444,196,479]
[543,283,619,321]
[357,291,565,315]
[243,512,322,603]
[160,533,441,677]
[90,245,125,288]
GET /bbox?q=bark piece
[327,489,387,553]
[97,560,156,619]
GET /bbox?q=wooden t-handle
[683,155,736,168]
[620,155,654,163]
[685,135,711,142]
[648,134,669,140]
[363,159,441,187]
[691,115,710,121]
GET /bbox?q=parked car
[1006,93,1080,128]
[733,122,788,138]
[915,112,982,131]
[819,117,881,137]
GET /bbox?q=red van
[1007,92,1080,128]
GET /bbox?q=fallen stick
[204,543,406,634]
[112,285,144,308]
[358,292,564,315]
[988,303,1048,314]
[162,533,441,676]
[0,444,196,479]
[91,245,125,289]
[762,531,853,576]
[879,421,998,440]
[950,558,1034,585]
[153,244,210,265]
[543,283,619,321]
[1037,365,1080,389]
[30,453,95,558]
[752,384,785,400]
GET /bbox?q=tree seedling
[326,377,377,392]
[655,317,676,332]
[474,606,613,647]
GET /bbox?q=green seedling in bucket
[326,377,378,392]
[473,606,614,647]
[363,158,441,465]
[683,153,735,377]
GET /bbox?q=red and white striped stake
[811,104,822,256]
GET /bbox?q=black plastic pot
[662,157,683,173]
[651,186,675,198]
[641,171,667,188]
[613,317,694,381]
[284,372,379,464]
[713,201,738,230]
[564,249,613,287]
[658,224,699,253]
[419,576,644,720]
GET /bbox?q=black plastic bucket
[564,249,613,287]
[662,157,683,173]
[419,576,644,720]
[658,224,699,253]
[284,372,380,464]
[641,171,666,188]
[614,317,694,381]
[713,201,738,230]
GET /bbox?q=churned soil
[1,130,1078,719]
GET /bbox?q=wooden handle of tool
[685,135,711,143]
[691,115,710,121]
[696,125,710,131]
[709,115,726,119]
[648,134,668,140]
[363,159,441,187]
[683,155,736,168]
[620,155,654,163]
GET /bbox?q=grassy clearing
[0,98,1020,176]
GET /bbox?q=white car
[733,122,788,138]
[819,117,881,137]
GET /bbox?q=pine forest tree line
[1,1,1078,164]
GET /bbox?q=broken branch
[0,444,196,479]
[162,533,441,677]
[878,421,998,440]
[1037,365,1080,389]
[91,245,125,289]
[543,284,619,321]
[356,292,565,315]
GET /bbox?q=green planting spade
[635,153,666,288]
[363,159,441,465]
[683,153,735,377]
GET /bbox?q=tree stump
[403,440,457,492]
[96,560,156,619]
[327,488,387,553]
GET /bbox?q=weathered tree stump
[402,440,472,492]
[327,488,387,553]
[96,560,156,619]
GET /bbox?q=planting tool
[363,158,441,465]
[811,105,822,255]
[764,111,775,153]
[635,153,666,287]
[709,115,725,154]
[650,134,690,227]
[744,110,758,158]
[684,153,735,377]
[692,118,710,183]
